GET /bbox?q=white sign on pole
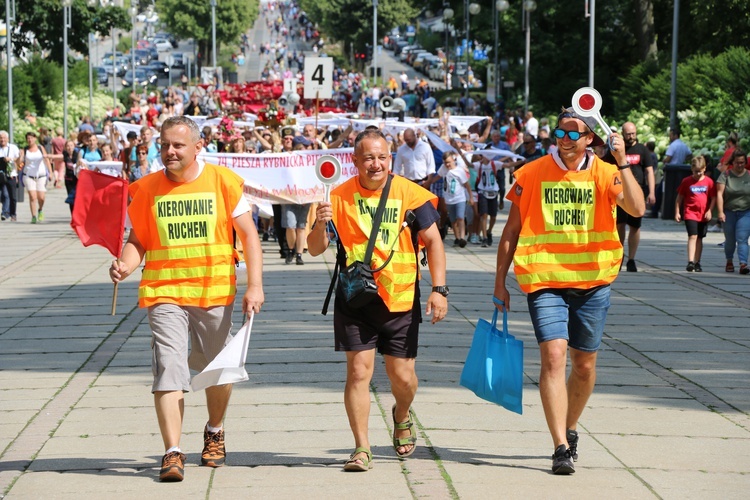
[486,64,496,103]
[283,78,298,94]
[303,57,333,99]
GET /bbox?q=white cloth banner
[465,149,525,162]
[447,115,486,131]
[190,313,254,392]
[199,148,357,205]
[111,122,143,148]
[85,160,125,177]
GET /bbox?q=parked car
[413,53,438,72]
[133,49,151,66]
[94,66,109,85]
[399,45,421,62]
[155,32,178,48]
[105,56,129,77]
[102,51,123,61]
[121,68,157,88]
[393,40,409,56]
[143,61,170,78]
[152,37,172,52]
[427,60,445,81]
[407,49,428,66]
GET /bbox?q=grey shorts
[282,203,311,229]
[147,303,234,392]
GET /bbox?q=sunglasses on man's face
[553,129,589,141]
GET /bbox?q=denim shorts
[282,203,311,229]
[526,285,611,352]
[446,202,466,224]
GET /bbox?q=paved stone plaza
[1,184,749,499]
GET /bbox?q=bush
[615,47,750,162]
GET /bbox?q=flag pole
[315,91,319,132]
[111,259,120,316]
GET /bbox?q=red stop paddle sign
[320,161,336,179]
[571,87,611,142]
[577,93,596,112]
[315,155,342,202]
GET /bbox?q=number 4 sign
[304,57,334,100]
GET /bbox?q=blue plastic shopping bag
[459,299,524,414]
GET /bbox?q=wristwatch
[432,286,449,297]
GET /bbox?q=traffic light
[365,44,373,61]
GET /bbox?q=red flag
[71,170,129,259]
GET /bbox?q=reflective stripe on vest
[515,267,619,288]
[141,263,236,281]
[139,283,236,303]
[145,243,234,262]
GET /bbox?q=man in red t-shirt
[675,156,716,272]
[145,102,160,129]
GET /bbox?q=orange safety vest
[331,175,438,312]
[508,154,624,294]
[128,163,244,308]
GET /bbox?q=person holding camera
[307,129,447,472]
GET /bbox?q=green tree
[298,0,418,57]
[154,0,258,66]
[2,0,131,65]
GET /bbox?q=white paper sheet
[190,313,254,392]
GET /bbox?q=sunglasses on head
[553,129,589,141]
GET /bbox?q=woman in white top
[18,131,52,224]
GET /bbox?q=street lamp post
[88,33,94,119]
[443,5,453,89]
[372,0,378,85]
[89,0,115,110]
[5,0,15,139]
[129,6,137,88]
[587,0,595,87]
[522,0,536,115]
[494,1,509,104]
[464,1,480,102]
[62,0,72,138]
[210,0,217,70]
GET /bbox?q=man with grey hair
[0,130,21,221]
[109,116,265,482]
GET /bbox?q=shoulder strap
[321,175,393,315]
[363,174,393,266]
[321,227,346,315]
